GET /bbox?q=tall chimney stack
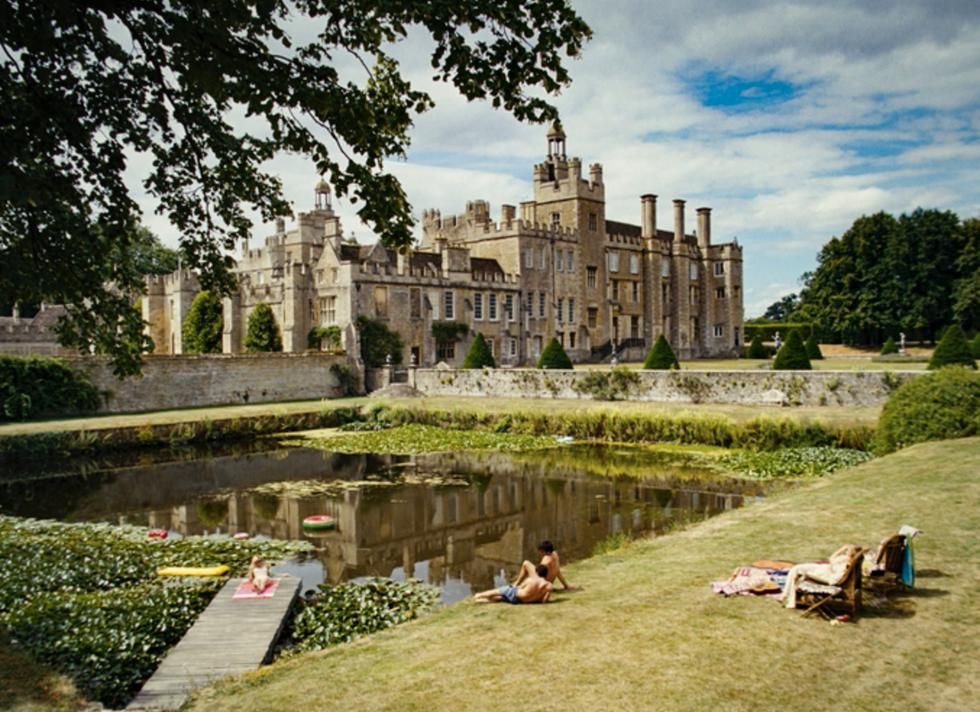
[641,194,657,238]
[673,199,685,242]
[696,207,711,249]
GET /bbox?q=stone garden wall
[70,353,353,414]
[410,368,924,407]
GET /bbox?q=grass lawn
[188,437,980,712]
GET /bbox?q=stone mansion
[144,126,743,365]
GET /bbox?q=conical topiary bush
[805,330,823,360]
[973,333,980,360]
[538,337,572,369]
[747,331,767,359]
[928,324,977,370]
[462,333,496,368]
[643,335,679,370]
[182,290,224,353]
[880,336,898,355]
[244,303,283,352]
[772,330,811,370]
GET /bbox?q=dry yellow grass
[188,437,980,712]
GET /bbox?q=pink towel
[232,578,281,599]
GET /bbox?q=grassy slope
[0,634,87,712]
[189,437,980,712]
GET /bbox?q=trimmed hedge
[0,355,101,422]
[462,333,496,368]
[747,331,767,359]
[874,367,980,454]
[538,337,572,369]
[244,303,283,353]
[643,335,679,369]
[181,291,223,354]
[805,331,824,360]
[772,330,812,370]
[928,324,976,370]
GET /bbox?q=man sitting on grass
[474,564,553,604]
[514,540,580,590]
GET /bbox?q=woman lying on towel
[781,544,864,609]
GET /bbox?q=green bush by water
[0,355,101,422]
[289,578,438,654]
[873,367,980,454]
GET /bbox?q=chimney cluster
[639,195,710,247]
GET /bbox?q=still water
[1,444,767,603]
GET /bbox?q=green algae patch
[281,424,559,454]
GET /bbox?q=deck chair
[864,534,905,595]
[798,549,864,620]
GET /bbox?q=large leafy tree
[953,218,980,332]
[796,209,970,344]
[760,293,799,322]
[0,1,591,374]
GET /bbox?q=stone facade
[145,127,744,365]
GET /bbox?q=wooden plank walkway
[127,575,301,711]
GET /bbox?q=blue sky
[135,0,980,317]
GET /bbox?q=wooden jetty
[127,575,301,711]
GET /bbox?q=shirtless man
[514,540,579,590]
[474,564,553,604]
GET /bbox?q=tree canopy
[794,209,974,344]
[0,0,591,374]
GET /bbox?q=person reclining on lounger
[474,564,553,604]
[781,544,863,609]
[248,555,271,593]
[513,540,580,590]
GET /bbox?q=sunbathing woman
[781,544,863,609]
[248,555,271,593]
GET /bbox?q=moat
[1,443,768,603]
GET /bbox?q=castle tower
[530,126,606,351]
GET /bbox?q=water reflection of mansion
[139,450,757,591]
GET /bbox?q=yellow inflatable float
[157,564,230,577]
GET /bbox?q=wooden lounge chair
[864,533,906,595]
[798,548,864,620]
